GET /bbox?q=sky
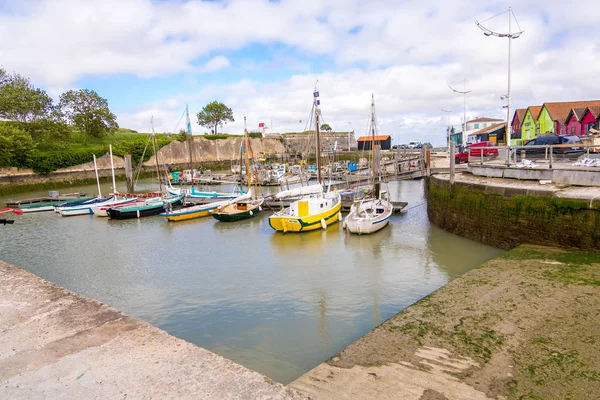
[1,0,599,146]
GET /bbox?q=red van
[454,141,499,164]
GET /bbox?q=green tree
[0,68,69,144]
[320,123,333,132]
[196,101,234,134]
[0,124,36,168]
[59,89,118,145]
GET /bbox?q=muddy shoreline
[291,245,600,399]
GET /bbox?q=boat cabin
[291,197,333,217]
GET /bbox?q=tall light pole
[441,109,452,146]
[449,80,471,145]
[476,6,523,141]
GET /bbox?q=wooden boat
[344,94,393,234]
[107,194,184,220]
[92,198,148,217]
[211,191,263,222]
[211,119,264,223]
[166,184,243,200]
[6,192,88,208]
[18,197,96,213]
[269,87,342,232]
[160,198,232,222]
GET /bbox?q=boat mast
[244,116,252,189]
[93,154,102,198]
[314,88,322,185]
[109,144,117,195]
[186,104,193,171]
[151,116,162,193]
[371,93,376,192]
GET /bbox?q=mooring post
[449,142,455,185]
[426,149,431,176]
[124,154,134,192]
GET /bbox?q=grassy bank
[292,245,600,400]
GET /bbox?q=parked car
[454,141,499,164]
[522,135,584,157]
[408,141,421,149]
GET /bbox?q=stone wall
[427,175,600,250]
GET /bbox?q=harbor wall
[426,174,600,250]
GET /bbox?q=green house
[519,106,542,144]
[537,106,555,134]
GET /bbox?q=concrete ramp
[0,261,305,400]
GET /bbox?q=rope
[479,9,509,24]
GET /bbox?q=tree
[59,89,118,145]
[196,101,234,134]
[0,68,69,144]
[0,124,36,168]
[320,123,333,132]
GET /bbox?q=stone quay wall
[427,174,600,250]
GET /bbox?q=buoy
[342,221,347,229]
[249,210,253,216]
[136,210,140,219]
[321,218,327,230]
[338,212,342,222]
[258,206,262,211]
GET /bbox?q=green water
[0,179,504,383]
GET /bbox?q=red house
[565,106,600,136]
[564,108,587,136]
[511,108,526,139]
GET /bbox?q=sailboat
[56,153,133,216]
[268,88,342,232]
[211,117,264,222]
[107,118,185,219]
[165,104,245,200]
[343,94,393,234]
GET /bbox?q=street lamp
[476,6,524,142]
[441,109,452,146]
[448,80,470,146]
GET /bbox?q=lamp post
[441,109,452,147]
[449,80,470,146]
[476,6,524,141]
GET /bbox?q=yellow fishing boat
[268,192,341,232]
[160,199,231,222]
[268,85,342,233]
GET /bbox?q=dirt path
[290,245,600,399]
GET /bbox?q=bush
[32,146,105,174]
[248,131,263,138]
[0,124,36,168]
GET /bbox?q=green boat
[18,197,96,213]
[211,196,264,222]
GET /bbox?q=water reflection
[0,178,505,384]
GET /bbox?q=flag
[316,100,320,105]
[258,122,265,128]
[313,91,319,98]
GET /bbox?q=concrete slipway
[0,261,306,400]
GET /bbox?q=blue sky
[1,0,599,145]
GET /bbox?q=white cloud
[2,0,600,146]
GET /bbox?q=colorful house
[467,123,506,144]
[511,108,526,140]
[519,105,542,144]
[564,108,587,136]
[580,106,600,134]
[538,100,600,134]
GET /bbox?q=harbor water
[0,179,504,384]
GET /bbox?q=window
[483,123,487,128]
[474,124,480,129]
[571,127,575,135]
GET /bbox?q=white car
[407,141,421,149]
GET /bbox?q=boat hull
[268,200,341,232]
[107,195,184,220]
[211,199,264,222]
[343,198,393,235]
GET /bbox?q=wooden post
[419,147,425,177]
[449,142,455,186]
[124,154,134,192]
[426,149,431,177]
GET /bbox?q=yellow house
[519,105,542,144]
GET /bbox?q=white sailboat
[343,94,393,234]
[268,87,341,233]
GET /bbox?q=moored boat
[159,198,231,222]
[107,194,184,220]
[18,197,96,213]
[268,87,342,233]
